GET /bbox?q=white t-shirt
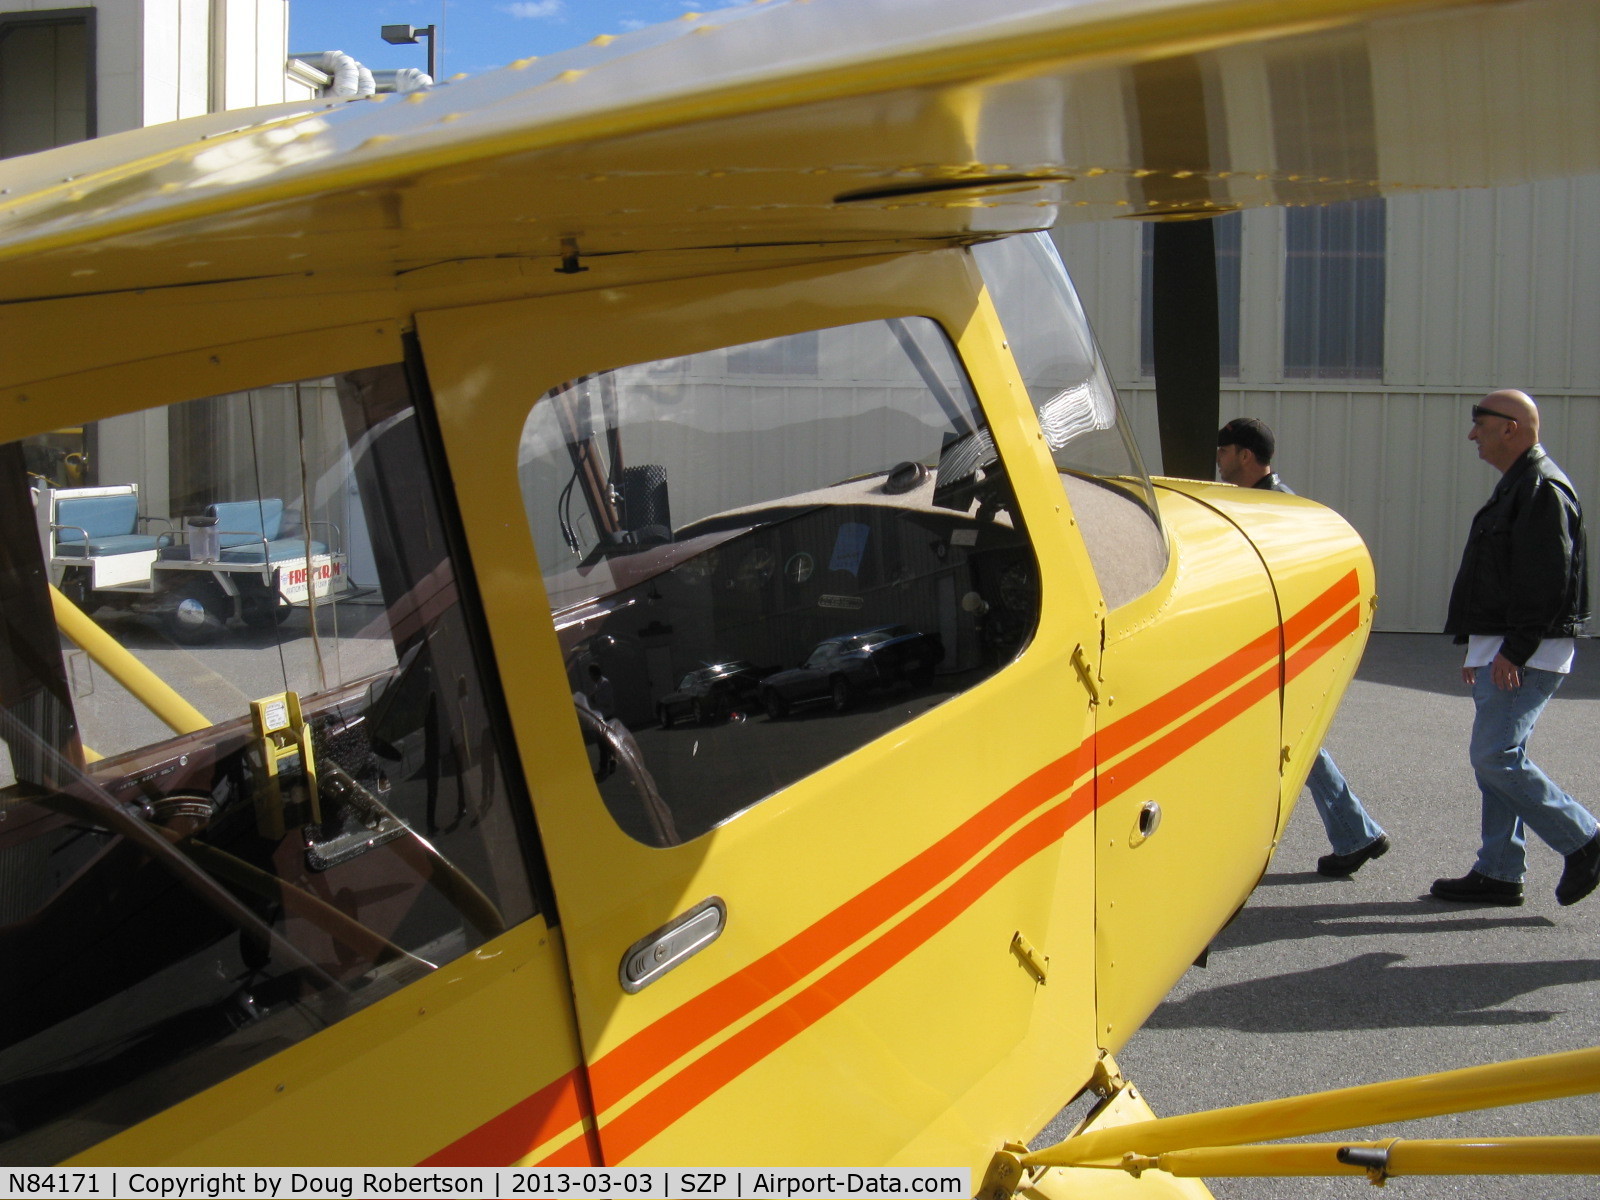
[1464,634,1575,674]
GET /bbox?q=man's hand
[1462,666,1476,686]
[1491,653,1523,690]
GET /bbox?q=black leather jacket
[1445,445,1590,666]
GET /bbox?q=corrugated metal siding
[1052,177,1600,633]
[1106,386,1599,633]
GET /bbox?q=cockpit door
[419,248,1104,1168]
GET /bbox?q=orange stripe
[1283,569,1360,651]
[536,1130,594,1169]
[419,1069,594,1166]
[1098,624,1279,761]
[591,571,1362,1117]
[585,739,1094,1109]
[467,576,1366,1164]
[1103,592,1361,806]
[1099,569,1357,761]
[593,599,1361,1157]
[1101,663,1279,805]
[597,784,1095,1161]
[1287,603,1359,684]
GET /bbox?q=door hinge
[1010,930,1049,984]
[1071,643,1101,705]
[977,1143,1029,1200]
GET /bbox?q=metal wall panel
[1103,386,1599,634]
[1051,177,1600,633]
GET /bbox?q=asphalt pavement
[1039,632,1600,1199]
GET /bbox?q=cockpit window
[519,318,1042,847]
[973,233,1168,610]
[0,365,541,1162]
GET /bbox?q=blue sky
[289,0,711,80]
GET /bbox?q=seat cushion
[218,539,328,564]
[208,498,284,547]
[55,495,139,542]
[56,533,163,556]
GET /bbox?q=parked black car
[760,625,943,718]
[657,661,771,727]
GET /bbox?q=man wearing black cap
[1432,389,1598,907]
[1216,417,1391,877]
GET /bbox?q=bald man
[1433,389,1597,907]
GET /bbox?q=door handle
[619,897,726,993]
[1128,800,1162,848]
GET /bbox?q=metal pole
[1122,1137,1600,1179]
[1026,1044,1600,1168]
[50,584,211,735]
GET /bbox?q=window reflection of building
[727,330,820,375]
[522,317,1042,847]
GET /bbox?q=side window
[518,317,1041,847]
[0,364,540,1163]
[973,233,1168,610]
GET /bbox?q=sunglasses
[1471,405,1518,422]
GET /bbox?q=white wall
[1053,175,1600,632]
[2,0,299,141]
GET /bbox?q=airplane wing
[0,0,1594,312]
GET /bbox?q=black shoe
[1430,870,1524,906]
[1317,834,1391,877]
[1556,834,1600,906]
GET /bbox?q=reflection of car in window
[656,660,773,727]
[759,625,944,717]
[522,316,1041,847]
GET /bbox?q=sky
[288,0,716,81]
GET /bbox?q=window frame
[0,338,563,1160]
[0,8,96,158]
[1282,197,1387,380]
[415,247,1106,890]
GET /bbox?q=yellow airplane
[0,0,1596,1191]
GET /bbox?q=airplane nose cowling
[1162,479,1376,830]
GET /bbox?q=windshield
[973,233,1168,609]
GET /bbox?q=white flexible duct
[289,51,377,98]
[373,68,434,94]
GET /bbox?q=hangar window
[974,232,1168,610]
[519,318,1040,847]
[1284,198,1386,379]
[0,364,542,1163]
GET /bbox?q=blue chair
[208,499,328,563]
[52,491,165,558]
[47,484,170,593]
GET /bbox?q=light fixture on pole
[381,24,437,81]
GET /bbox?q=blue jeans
[1307,748,1386,855]
[1470,667,1598,882]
